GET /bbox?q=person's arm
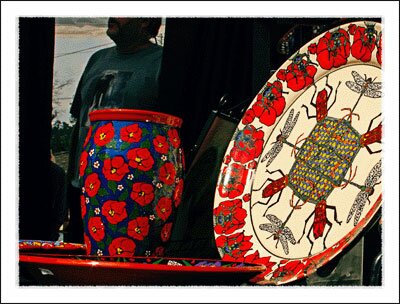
[67,50,102,183]
[70,49,104,119]
[63,50,104,243]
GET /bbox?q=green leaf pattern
[79,119,185,258]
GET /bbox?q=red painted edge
[89,109,183,128]
[19,241,86,251]
[19,254,266,274]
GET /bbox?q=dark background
[18,17,382,285]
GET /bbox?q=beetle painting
[252,68,382,257]
[213,21,382,285]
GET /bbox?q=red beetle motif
[255,72,382,256]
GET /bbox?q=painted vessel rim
[19,253,266,273]
[89,109,183,128]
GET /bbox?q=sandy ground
[56,24,166,37]
[56,25,108,36]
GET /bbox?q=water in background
[53,34,113,125]
[52,21,165,125]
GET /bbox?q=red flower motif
[277,53,317,92]
[84,173,101,197]
[102,156,129,181]
[127,216,150,240]
[350,24,377,62]
[93,122,114,146]
[79,150,88,177]
[377,33,382,65]
[88,216,105,241]
[272,260,306,282]
[83,126,92,147]
[38,242,54,249]
[241,108,256,125]
[213,199,247,234]
[243,251,276,283]
[276,69,286,81]
[173,179,184,207]
[108,237,136,257]
[250,81,286,126]
[101,200,128,225]
[130,182,154,206]
[248,160,258,169]
[120,123,142,143]
[168,128,181,148]
[159,162,176,185]
[154,246,165,257]
[223,155,231,165]
[80,195,86,218]
[286,63,316,91]
[126,148,154,171]
[312,28,351,70]
[156,197,173,221]
[161,222,173,242]
[230,125,264,164]
[153,135,170,154]
[348,23,357,35]
[218,163,249,199]
[215,232,253,260]
[243,193,251,202]
[307,43,317,54]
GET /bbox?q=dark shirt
[69,43,163,186]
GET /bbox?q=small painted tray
[19,240,87,254]
[213,21,382,285]
[19,253,266,285]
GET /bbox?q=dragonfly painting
[261,109,300,166]
[345,70,382,115]
[347,159,382,226]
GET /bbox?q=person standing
[64,17,163,242]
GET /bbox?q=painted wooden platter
[19,253,265,285]
[213,21,383,285]
[19,240,87,254]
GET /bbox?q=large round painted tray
[19,253,265,286]
[213,21,383,285]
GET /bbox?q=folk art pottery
[79,109,185,257]
[213,21,383,285]
[19,240,265,285]
[19,240,86,254]
[19,253,265,285]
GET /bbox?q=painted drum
[79,109,185,257]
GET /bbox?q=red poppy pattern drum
[79,109,184,257]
